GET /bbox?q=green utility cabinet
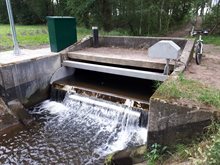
[46,16,77,52]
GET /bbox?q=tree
[0,0,56,24]
[0,1,8,23]
[203,0,220,34]
[2,0,217,35]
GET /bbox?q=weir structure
[0,35,193,129]
[2,33,218,164]
[1,2,217,164]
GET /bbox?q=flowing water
[0,92,148,164]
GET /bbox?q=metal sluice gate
[62,60,168,82]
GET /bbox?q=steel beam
[62,60,167,81]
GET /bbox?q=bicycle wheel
[195,43,202,65]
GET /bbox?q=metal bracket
[163,59,170,75]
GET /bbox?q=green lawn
[0,25,49,49]
[204,35,220,46]
[0,24,126,51]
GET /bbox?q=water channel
[0,94,148,164]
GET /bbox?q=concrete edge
[61,36,92,53]
[0,53,60,67]
[172,38,195,76]
[99,35,187,41]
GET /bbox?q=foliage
[0,0,65,25]
[203,1,220,34]
[185,122,220,165]
[156,74,220,109]
[0,0,196,35]
[161,122,220,165]
[145,143,167,165]
[206,130,220,164]
[0,0,219,35]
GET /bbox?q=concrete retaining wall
[99,36,187,50]
[147,97,219,145]
[0,54,61,107]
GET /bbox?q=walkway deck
[68,47,175,70]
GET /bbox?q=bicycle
[191,27,208,65]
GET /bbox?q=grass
[203,35,220,46]
[0,24,126,51]
[205,128,220,165]
[164,122,220,165]
[156,74,220,109]
[0,24,49,49]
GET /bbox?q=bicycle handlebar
[192,30,209,36]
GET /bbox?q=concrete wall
[99,36,187,50]
[0,97,18,133]
[61,36,187,54]
[0,54,61,107]
[147,97,219,145]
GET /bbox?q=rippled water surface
[0,93,147,164]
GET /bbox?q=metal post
[163,59,170,75]
[92,26,99,48]
[5,0,21,55]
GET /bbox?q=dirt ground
[184,44,220,89]
[167,17,220,90]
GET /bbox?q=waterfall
[31,92,148,163]
[1,92,148,164]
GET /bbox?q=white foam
[31,93,148,161]
[68,94,140,117]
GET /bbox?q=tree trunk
[101,0,112,31]
[217,1,220,23]
[139,0,143,35]
[159,0,165,32]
